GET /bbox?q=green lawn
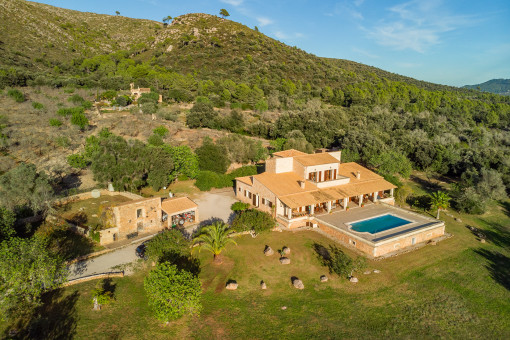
[4,200,508,339]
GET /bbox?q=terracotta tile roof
[337,162,381,182]
[294,153,339,166]
[236,176,253,186]
[279,191,337,208]
[161,197,198,215]
[272,149,308,158]
[253,172,317,196]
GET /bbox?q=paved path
[68,191,240,280]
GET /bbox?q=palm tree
[430,191,450,219]
[193,222,237,264]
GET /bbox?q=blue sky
[35,0,510,87]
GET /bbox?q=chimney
[299,180,305,189]
[356,171,361,180]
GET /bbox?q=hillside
[1,0,462,93]
[463,79,510,95]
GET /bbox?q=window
[309,172,317,182]
[238,187,241,192]
[412,237,416,245]
[136,209,142,218]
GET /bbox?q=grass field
[4,198,509,339]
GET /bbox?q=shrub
[32,102,44,110]
[71,112,89,130]
[147,134,164,146]
[314,244,367,278]
[153,125,169,137]
[141,102,157,114]
[49,118,62,127]
[115,95,131,107]
[138,92,159,105]
[231,209,275,233]
[196,138,229,173]
[91,279,114,307]
[68,94,85,105]
[145,229,191,263]
[186,102,218,129]
[7,89,25,102]
[231,202,250,212]
[57,106,84,117]
[67,154,88,169]
[98,90,117,101]
[144,263,202,322]
[55,136,70,148]
[194,171,219,191]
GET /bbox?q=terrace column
[327,201,332,213]
[287,206,292,219]
[310,205,315,215]
[373,192,378,202]
[359,195,363,207]
[343,198,348,210]
[255,194,259,207]
[390,188,394,197]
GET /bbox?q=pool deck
[314,204,443,245]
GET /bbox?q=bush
[98,90,117,101]
[67,154,88,169]
[68,94,85,105]
[57,106,84,117]
[144,263,202,322]
[196,138,229,173]
[138,92,159,105]
[231,202,250,212]
[453,187,487,215]
[153,125,168,137]
[32,102,44,110]
[71,112,89,130]
[141,102,157,114]
[49,118,62,127]
[148,134,164,146]
[194,171,220,191]
[7,89,25,102]
[314,244,367,278]
[186,102,218,129]
[115,95,131,107]
[231,209,275,233]
[91,279,114,307]
[145,229,191,264]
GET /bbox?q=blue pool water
[350,214,411,234]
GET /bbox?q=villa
[235,149,445,257]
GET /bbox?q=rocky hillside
[1,0,459,93]
[463,79,510,96]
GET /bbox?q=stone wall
[55,190,143,206]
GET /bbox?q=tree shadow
[5,289,79,340]
[500,201,510,219]
[160,251,201,275]
[409,175,443,192]
[467,221,510,249]
[101,278,116,297]
[474,249,510,291]
[312,242,332,269]
[47,226,95,261]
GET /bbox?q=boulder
[349,277,358,283]
[282,246,290,255]
[279,257,291,264]
[91,189,101,198]
[480,239,486,244]
[363,271,371,275]
[320,275,328,282]
[225,282,238,290]
[455,217,463,223]
[281,306,287,310]
[373,269,381,274]
[264,246,274,256]
[261,281,267,290]
[293,279,304,289]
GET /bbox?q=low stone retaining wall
[55,190,143,206]
[64,272,124,287]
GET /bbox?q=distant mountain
[463,79,510,95]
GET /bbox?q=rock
[282,246,290,255]
[320,275,328,282]
[349,277,359,283]
[261,281,267,289]
[364,271,371,275]
[279,257,291,264]
[264,246,274,256]
[91,214,98,218]
[293,279,304,289]
[225,282,238,290]
[480,239,486,244]
[428,240,437,246]
[373,269,381,274]
[281,306,287,310]
[108,183,114,192]
[455,217,463,223]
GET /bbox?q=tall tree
[0,235,67,319]
[162,15,172,25]
[193,222,236,263]
[430,191,451,219]
[219,9,230,18]
[144,263,202,323]
[115,11,120,16]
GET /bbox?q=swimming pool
[350,214,412,234]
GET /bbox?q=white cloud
[256,17,273,27]
[332,1,364,20]
[352,47,379,59]
[220,0,244,6]
[353,0,365,7]
[273,31,305,40]
[367,0,476,53]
